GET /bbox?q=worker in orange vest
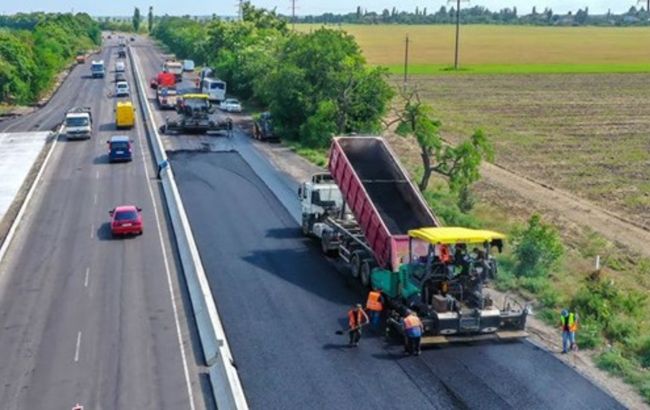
[348,303,369,347]
[403,309,424,356]
[365,288,384,327]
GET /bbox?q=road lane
[0,39,203,409]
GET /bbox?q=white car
[115,61,126,72]
[115,81,130,97]
[183,59,195,72]
[219,98,242,113]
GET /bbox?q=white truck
[91,60,105,78]
[63,107,93,140]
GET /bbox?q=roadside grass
[384,63,650,75]
[284,141,328,167]
[296,24,650,74]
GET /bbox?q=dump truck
[151,72,178,109]
[63,107,92,140]
[162,60,183,82]
[300,136,528,344]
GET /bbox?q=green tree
[393,88,493,191]
[512,214,564,278]
[148,7,154,33]
[132,7,141,32]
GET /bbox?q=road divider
[129,46,248,410]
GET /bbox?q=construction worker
[348,303,369,347]
[560,309,579,353]
[365,288,384,327]
[403,310,424,356]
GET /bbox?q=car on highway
[115,81,130,97]
[115,61,126,72]
[109,205,143,236]
[219,98,242,113]
[183,59,195,72]
[107,135,133,162]
[114,72,126,83]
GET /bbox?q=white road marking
[84,267,89,288]
[90,224,94,239]
[132,48,196,410]
[95,170,99,179]
[93,193,98,205]
[74,331,82,362]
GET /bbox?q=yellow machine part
[408,227,506,245]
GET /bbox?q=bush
[635,337,650,368]
[604,314,639,342]
[576,320,604,349]
[511,214,564,278]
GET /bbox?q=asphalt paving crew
[348,303,369,347]
[403,309,424,356]
[560,308,579,353]
[365,288,384,327]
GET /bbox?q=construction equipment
[253,111,278,141]
[300,136,528,345]
[159,94,232,135]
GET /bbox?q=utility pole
[403,34,410,86]
[238,0,243,21]
[448,0,469,70]
[638,0,650,14]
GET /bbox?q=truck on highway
[151,72,178,109]
[63,107,92,140]
[90,60,105,78]
[162,60,183,82]
[300,136,528,344]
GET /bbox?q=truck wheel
[350,252,362,279]
[301,215,312,237]
[321,233,338,257]
[360,261,372,288]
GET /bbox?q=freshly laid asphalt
[169,150,625,410]
[0,38,205,409]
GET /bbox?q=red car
[109,205,143,236]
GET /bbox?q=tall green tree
[393,88,493,192]
[147,7,154,33]
[132,7,141,32]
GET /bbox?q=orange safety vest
[366,291,383,312]
[439,245,450,263]
[348,308,364,328]
[403,314,422,330]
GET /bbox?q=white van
[201,78,227,103]
[115,61,126,72]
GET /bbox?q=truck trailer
[300,136,528,344]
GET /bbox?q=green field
[297,24,650,74]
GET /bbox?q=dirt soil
[249,128,648,409]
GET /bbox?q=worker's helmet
[561,309,569,317]
[356,303,363,309]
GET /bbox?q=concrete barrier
[129,46,248,410]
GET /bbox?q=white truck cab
[298,173,345,237]
[63,107,93,140]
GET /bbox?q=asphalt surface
[0,38,205,409]
[132,38,625,410]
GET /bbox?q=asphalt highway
[0,38,204,409]
[133,38,625,410]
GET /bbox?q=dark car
[107,135,133,162]
[253,112,278,141]
[114,72,127,83]
[117,49,126,58]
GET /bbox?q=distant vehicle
[115,101,135,129]
[114,72,127,83]
[150,71,175,90]
[130,36,135,42]
[157,86,178,110]
[63,107,92,140]
[162,60,183,81]
[107,35,112,39]
[90,60,105,78]
[117,49,126,58]
[219,98,242,113]
[201,78,227,103]
[115,81,130,97]
[182,59,195,72]
[253,112,278,141]
[115,61,126,73]
[109,205,142,236]
[76,54,86,64]
[107,135,133,162]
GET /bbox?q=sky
[1,1,637,17]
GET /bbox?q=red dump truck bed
[328,136,439,271]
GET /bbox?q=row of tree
[0,13,101,104]
[292,5,650,26]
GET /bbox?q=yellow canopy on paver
[408,227,505,245]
